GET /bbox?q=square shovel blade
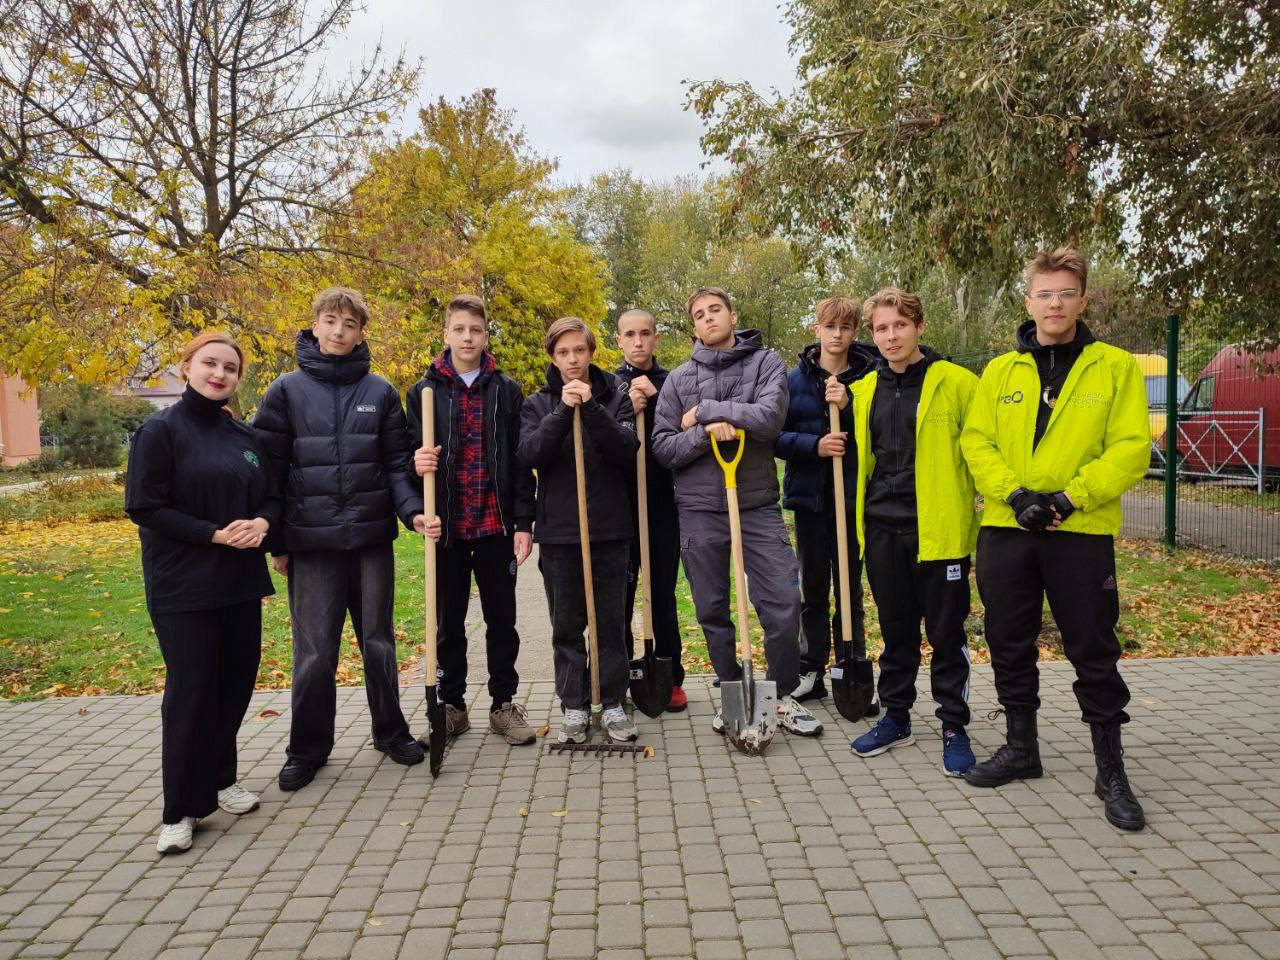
[721,679,778,756]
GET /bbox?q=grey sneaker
[602,705,638,742]
[445,704,471,737]
[778,696,823,736]
[490,702,536,745]
[559,708,590,744]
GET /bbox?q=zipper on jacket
[490,380,508,533]
[334,384,348,544]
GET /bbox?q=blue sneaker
[851,714,913,757]
[942,727,976,777]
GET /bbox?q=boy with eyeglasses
[960,247,1150,831]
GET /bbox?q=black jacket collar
[296,329,372,385]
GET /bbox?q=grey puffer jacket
[651,329,789,514]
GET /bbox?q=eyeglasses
[1030,289,1081,303]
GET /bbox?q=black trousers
[152,600,262,824]
[864,523,971,727]
[625,517,685,685]
[794,505,867,673]
[539,540,631,711]
[977,527,1130,726]
[436,533,521,710]
[286,542,410,762]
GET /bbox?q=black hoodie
[252,330,419,553]
[1016,319,1096,448]
[517,363,639,544]
[864,345,943,530]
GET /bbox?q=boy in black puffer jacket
[518,317,639,746]
[776,297,879,701]
[254,287,428,791]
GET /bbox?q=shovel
[628,408,674,718]
[827,401,878,723]
[419,387,447,777]
[711,429,777,756]
[549,404,648,757]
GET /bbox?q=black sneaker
[278,756,324,792]
[375,734,426,766]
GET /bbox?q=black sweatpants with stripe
[864,522,972,728]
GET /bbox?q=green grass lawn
[2,478,1278,699]
[1129,477,1280,514]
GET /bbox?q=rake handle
[573,405,602,710]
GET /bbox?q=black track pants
[863,523,971,727]
[976,527,1130,726]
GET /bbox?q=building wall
[0,374,40,466]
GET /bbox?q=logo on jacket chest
[243,450,260,467]
[998,390,1024,404]
[356,404,377,413]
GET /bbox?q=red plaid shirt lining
[437,351,503,540]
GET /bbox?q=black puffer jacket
[517,364,638,545]
[253,330,418,553]
[614,360,676,516]
[403,350,535,547]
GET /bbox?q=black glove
[1007,487,1055,532]
[1048,491,1075,522]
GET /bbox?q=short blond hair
[815,296,861,330]
[862,287,924,327]
[312,286,371,327]
[1024,246,1088,293]
[544,317,596,355]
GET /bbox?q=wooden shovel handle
[726,485,752,675]
[830,402,853,650]
[423,388,438,686]
[573,406,602,708]
[636,409,654,645]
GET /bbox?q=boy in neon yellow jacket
[838,288,981,778]
[960,247,1149,832]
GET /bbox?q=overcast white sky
[344,0,799,184]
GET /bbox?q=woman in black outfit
[125,332,280,854]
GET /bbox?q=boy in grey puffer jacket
[651,287,822,737]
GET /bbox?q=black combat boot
[1092,723,1145,831]
[963,709,1044,787]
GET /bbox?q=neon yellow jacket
[960,340,1149,535]
[851,360,980,561]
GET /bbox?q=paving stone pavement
[2,656,1280,960]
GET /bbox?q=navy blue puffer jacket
[776,341,879,513]
[252,330,419,553]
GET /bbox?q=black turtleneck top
[125,385,280,614]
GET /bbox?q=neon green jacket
[851,359,980,561]
[960,339,1149,535]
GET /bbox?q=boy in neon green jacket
[840,288,981,778]
[960,247,1149,832]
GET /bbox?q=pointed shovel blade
[421,685,448,778]
[831,657,877,722]
[628,645,674,719]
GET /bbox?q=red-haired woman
[125,332,280,854]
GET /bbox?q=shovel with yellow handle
[711,428,777,756]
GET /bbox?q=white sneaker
[792,671,818,699]
[778,696,823,736]
[156,817,196,854]
[712,712,725,734]
[217,783,260,816]
[559,708,590,744]
[602,706,638,742]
